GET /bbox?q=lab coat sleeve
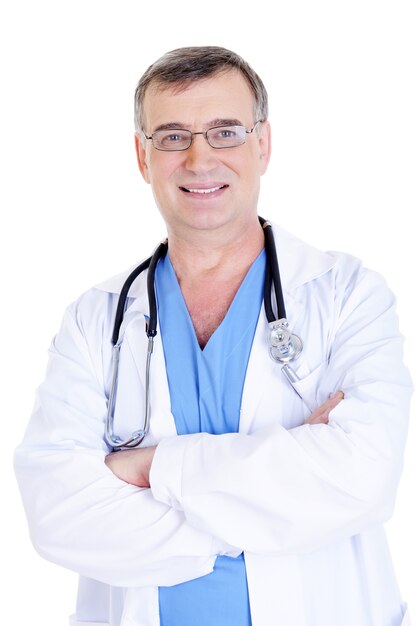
[150,261,414,554]
[14,296,238,588]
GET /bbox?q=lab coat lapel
[121,317,177,446]
[239,224,336,434]
[147,331,178,441]
[239,292,303,434]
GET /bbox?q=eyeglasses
[142,120,263,152]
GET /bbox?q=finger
[305,390,344,424]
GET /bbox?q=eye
[216,128,236,139]
[162,132,184,143]
[153,128,189,150]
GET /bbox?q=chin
[183,208,237,232]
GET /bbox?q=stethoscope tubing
[260,217,287,323]
[105,217,305,449]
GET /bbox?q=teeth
[185,185,225,194]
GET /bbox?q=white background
[1,0,416,624]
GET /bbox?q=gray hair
[134,46,269,132]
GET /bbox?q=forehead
[142,70,255,130]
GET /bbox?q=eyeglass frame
[141,120,264,152]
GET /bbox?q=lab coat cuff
[150,435,242,558]
[150,434,192,510]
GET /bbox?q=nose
[183,133,219,174]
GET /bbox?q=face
[135,70,271,240]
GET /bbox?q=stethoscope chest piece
[268,319,303,363]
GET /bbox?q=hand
[304,391,344,425]
[105,446,157,488]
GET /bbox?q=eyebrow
[152,118,245,133]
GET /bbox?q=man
[15,46,412,626]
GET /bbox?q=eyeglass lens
[152,125,248,151]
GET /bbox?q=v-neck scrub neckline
[155,249,266,436]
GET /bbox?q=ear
[134,133,150,183]
[258,120,272,176]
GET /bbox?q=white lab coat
[15,224,413,626]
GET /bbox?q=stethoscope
[105,217,307,450]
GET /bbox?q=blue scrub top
[155,248,266,626]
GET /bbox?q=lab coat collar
[94,223,337,299]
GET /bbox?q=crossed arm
[105,391,345,488]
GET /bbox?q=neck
[167,217,265,283]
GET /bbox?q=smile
[180,184,228,194]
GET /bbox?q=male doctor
[15,46,413,626]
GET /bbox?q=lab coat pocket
[290,360,329,413]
